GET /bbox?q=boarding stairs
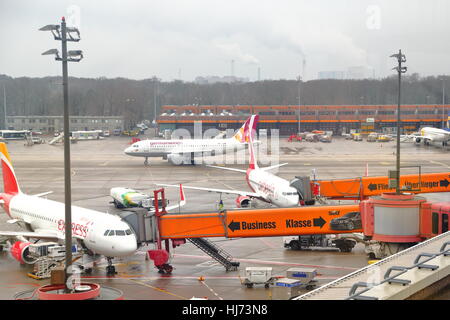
[188,238,240,271]
[49,133,64,145]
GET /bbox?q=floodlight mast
[39,17,82,292]
[390,49,407,194]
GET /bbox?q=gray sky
[0,0,449,81]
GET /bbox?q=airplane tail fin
[232,115,259,143]
[246,116,259,170]
[0,143,20,195]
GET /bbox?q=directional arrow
[313,216,326,229]
[228,220,241,232]
[440,179,450,188]
[368,183,377,191]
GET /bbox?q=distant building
[6,115,124,133]
[318,71,345,80]
[157,104,449,136]
[194,76,249,84]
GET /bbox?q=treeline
[0,73,448,124]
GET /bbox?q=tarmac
[0,134,449,300]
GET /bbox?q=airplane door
[142,141,150,153]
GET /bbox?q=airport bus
[0,130,29,140]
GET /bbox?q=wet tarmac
[0,135,449,300]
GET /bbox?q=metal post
[396,56,401,194]
[443,80,446,129]
[3,85,6,130]
[298,76,301,134]
[60,17,73,283]
[391,49,407,194]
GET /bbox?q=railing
[347,240,449,300]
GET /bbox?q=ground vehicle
[330,211,362,231]
[283,234,356,253]
[241,267,276,288]
[319,135,332,142]
[352,133,362,141]
[0,130,29,140]
[367,132,378,142]
[288,134,302,142]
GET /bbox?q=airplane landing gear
[144,157,149,166]
[157,263,173,274]
[106,257,116,276]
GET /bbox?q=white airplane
[412,127,450,147]
[158,115,312,208]
[110,186,186,210]
[124,115,259,165]
[0,142,183,275]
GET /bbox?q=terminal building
[5,115,125,134]
[156,104,450,136]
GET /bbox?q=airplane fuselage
[124,138,247,158]
[246,169,299,207]
[4,193,137,257]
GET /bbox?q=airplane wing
[261,163,288,171]
[32,191,53,197]
[156,183,260,198]
[0,230,61,241]
[206,165,247,173]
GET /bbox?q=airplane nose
[115,235,138,256]
[124,147,133,155]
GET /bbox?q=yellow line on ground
[127,278,189,300]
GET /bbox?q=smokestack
[231,59,235,77]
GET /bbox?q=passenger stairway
[188,238,240,271]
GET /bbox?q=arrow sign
[228,220,241,232]
[368,183,377,191]
[440,179,450,188]
[313,216,326,228]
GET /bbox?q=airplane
[412,127,450,147]
[110,186,186,210]
[158,115,314,208]
[124,115,259,165]
[0,142,184,276]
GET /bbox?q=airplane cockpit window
[116,230,126,236]
[125,229,132,235]
[108,230,115,236]
[104,230,110,236]
[132,144,139,148]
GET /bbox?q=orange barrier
[313,172,450,200]
[159,205,361,239]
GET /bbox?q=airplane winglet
[179,184,185,203]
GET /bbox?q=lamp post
[40,17,82,288]
[297,76,302,134]
[390,49,407,194]
[442,79,446,129]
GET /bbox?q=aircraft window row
[104,229,132,236]
[15,208,56,223]
[282,192,297,196]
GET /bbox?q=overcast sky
[0,0,449,81]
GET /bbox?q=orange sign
[315,172,450,200]
[159,205,362,240]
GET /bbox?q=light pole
[390,49,407,194]
[297,76,302,134]
[442,79,446,129]
[3,84,6,129]
[40,17,82,288]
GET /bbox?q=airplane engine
[167,153,193,165]
[236,196,251,208]
[415,137,422,143]
[10,241,37,264]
